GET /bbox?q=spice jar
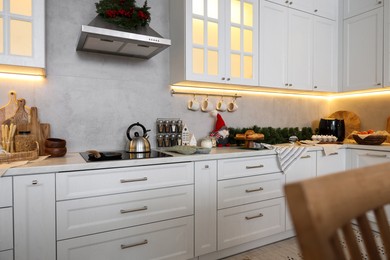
[15,131,36,152]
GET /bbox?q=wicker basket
[0,142,39,163]
[352,134,387,145]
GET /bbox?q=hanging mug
[201,97,214,112]
[187,96,200,111]
[227,98,238,112]
[216,97,227,112]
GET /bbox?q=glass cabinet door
[226,0,258,85]
[189,0,225,83]
[0,0,45,75]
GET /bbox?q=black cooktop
[80,150,172,162]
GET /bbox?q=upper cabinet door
[314,0,338,20]
[187,0,226,83]
[288,0,313,14]
[0,0,45,74]
[343,8,383,91]
[225,0,259,85]
[344,0,383,19]
[312,16,338,92]
[259,0,288,88]
[288,8,313,91]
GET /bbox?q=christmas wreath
[95,0,151,30]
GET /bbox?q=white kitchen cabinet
[218,197,285,250]
[266,0,338,20]
[317,149,346,176]
[260,0,337,91]
[383,1,390,87]
[0,250,13,260]
[57,217,194,260]
[194,160,217,257]
[343,8,383,91]
[170,0,259,86]
[343,0,383,19]
[57,185,194,240]
[285,151,316,230]
[348,149,390,226]
[312,16,338,92]
[13,174,56,260]
[0,208,13,252]
[0,0,45,76]
[56,162,193,200]
[218,172,284,209]
[0,177,12,207]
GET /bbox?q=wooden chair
[284,162,390,260]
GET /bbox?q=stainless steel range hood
[76,16,171,59]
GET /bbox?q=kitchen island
[1,144,390,260]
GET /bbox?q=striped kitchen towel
[273,145,308,172]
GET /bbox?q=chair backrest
[285,162,390,260]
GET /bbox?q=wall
[328,93,390,131]
[0,0,330,152]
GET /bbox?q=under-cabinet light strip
[171,85,390,100]
[0,73,45,81]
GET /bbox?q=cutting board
[328,110,361,139]
[30,107,47,155]
[0,91,18,124]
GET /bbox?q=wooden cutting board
[30,107,46,155]
[0,91,18,124]
[328,110,361,139]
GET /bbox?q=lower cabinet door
[217,198,285,250]
[0,250,13,260]
[57,216,194,260]
[0,208,13,252]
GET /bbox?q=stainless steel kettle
[126,122,151,153]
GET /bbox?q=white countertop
[2,143,390,177]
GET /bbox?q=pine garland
[95,0,151,30]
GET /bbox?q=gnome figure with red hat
[210,111,230,147]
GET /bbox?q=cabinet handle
[300,155,311,159]
[314,86,318,89]
[226,78,231,81]
[120,177,148,183]
[314,9,318,12]
[378,1,382,4]
[246,164,264,169]
[32,180,38,185]
[204,165,209,169]
[222,77,226,80]
[245,187,264,193]
[245,213,263,220]
[365,153,388,158]
[120,206,148,214]
[377,83,382,86]
[289,1,293,5]
[285,0,288,3]
[328,152,338,156]
[289,83,292,87]
[121,239,148,249]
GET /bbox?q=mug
[187,97,200,111]
[216,98,227,112]
[227,99,238,112]
[201,97,214,112]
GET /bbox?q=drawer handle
[328,152,338,156]
[245,187,264,193]
[32,180,38,185]
[245,213,263,220]
[246,164,264,169]
[300,155,311,159]
[120,206,148,214]
[365,154,388,158]
[120,177,148,183]
[121,239,148,249]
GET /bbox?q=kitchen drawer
[317,149,346,176]
[218,155,280,180]
[217,198,285,250]
[57,216,194,260]
[0,250,13,260]
[218,172,284,209]
[0,208,13,251]
[57,162,194,200]
[0,177,12,207]
[57,185,194,240]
